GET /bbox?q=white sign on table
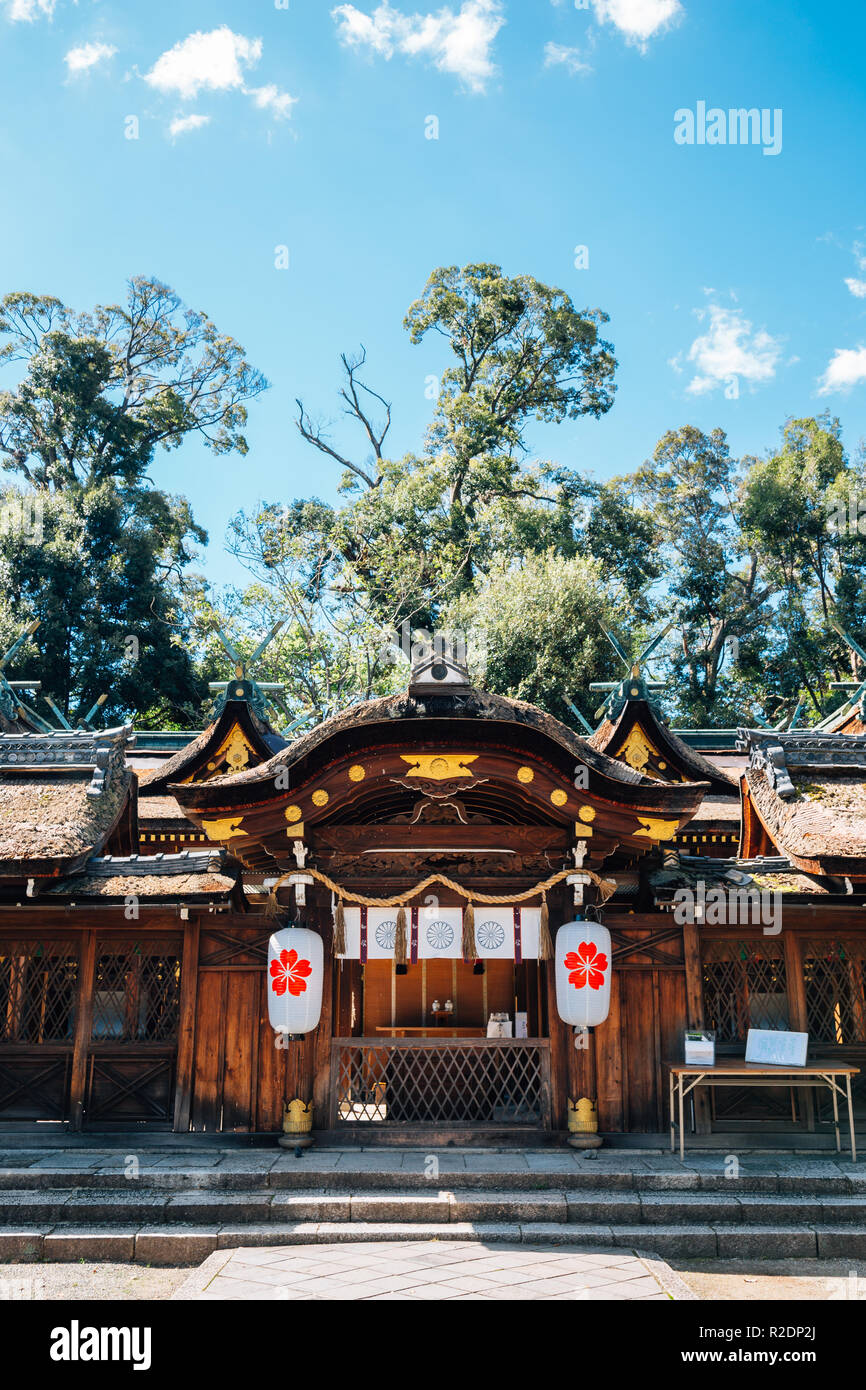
[745,1028,809,1067]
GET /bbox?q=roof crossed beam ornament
[808,623,866,731]
[207,620,315,734]
[586,622,674,723]
[0,620,109,733]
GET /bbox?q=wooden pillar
[568,1018,598,1124]
[311,892,335,1126]
[69,930,97,1132]
[682,921,711,1134]
[545,887,572,1132]
[173,920,200,1133]
[545,952,570,1131]
[784,927,814,1128]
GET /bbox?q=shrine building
[1,630,865,1147]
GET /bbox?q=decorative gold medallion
[312,788,329,806]
[348,764,366,782]
[578,806,596,823]
[550,788,568,807]
[517,766,534,783]
[400,754,478,780]
[285,804,303,823]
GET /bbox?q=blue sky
[1,0,865,589]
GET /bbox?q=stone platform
[0,1145,864,1263]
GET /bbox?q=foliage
[0,278,266,725]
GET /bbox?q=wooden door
[595,918,688,1134]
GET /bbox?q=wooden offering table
[665,1060,860,1162]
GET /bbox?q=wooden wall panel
[221,974,259,1130]
[362,961,393,1033]
[425,959,454,1015]
[658,971,687,1071]
[596,967,624,1132]
[622,971,658,1131]
[394,965,423,1027]
[255,974,285,1133]
[190,972,225,1131]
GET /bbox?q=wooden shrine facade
[4,653,866,1141]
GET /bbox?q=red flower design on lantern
[269,948,312,997]
[564,943,608,991]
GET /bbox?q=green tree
[634,425,774,725]
[0,278,266,725]
[446,550,627,726]
[227,263,624,718]
[739,415,866,718]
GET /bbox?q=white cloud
[2,0,56,20]
[676,303,782,395]
[144,27,296,129]
[544,42,592,76]
[818,346,866,396]
[332,0,505,92]
[247,84,297,120]
[64,42,117,76]
[169,113,211,139]
[592,0,683,46]
[145,26,262,100]
[845,277,866,299]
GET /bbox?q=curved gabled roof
[589,698,735,793]
[169,686,711,877]
[141,697,287,796]
[172,685,706,809]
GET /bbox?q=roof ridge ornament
[207,621,296,728]
[588,621,674,722]
[407,629,472,695]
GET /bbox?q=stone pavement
[173,1239,694,1300]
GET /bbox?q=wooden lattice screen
[801,938,866,1047]
[331,1038,550,1127]
[701,937,789,1043]
[0,938,79,1044]
[91,938,182,1043]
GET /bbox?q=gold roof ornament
[634,816,679,841]
[400,754,478,780]
[201,816,246,841]
[614,724,661,775]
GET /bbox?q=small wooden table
[665,1060,860,1162]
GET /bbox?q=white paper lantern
[267,927,323,1037]
[554,919,611,1028]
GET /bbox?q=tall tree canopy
[219,262,627,721]
[0,277,266,724]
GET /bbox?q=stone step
[3,1187,866,1228]
[2,1221,865,1264]
[0,1160,862,1194]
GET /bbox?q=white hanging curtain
[336,904,541,961]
